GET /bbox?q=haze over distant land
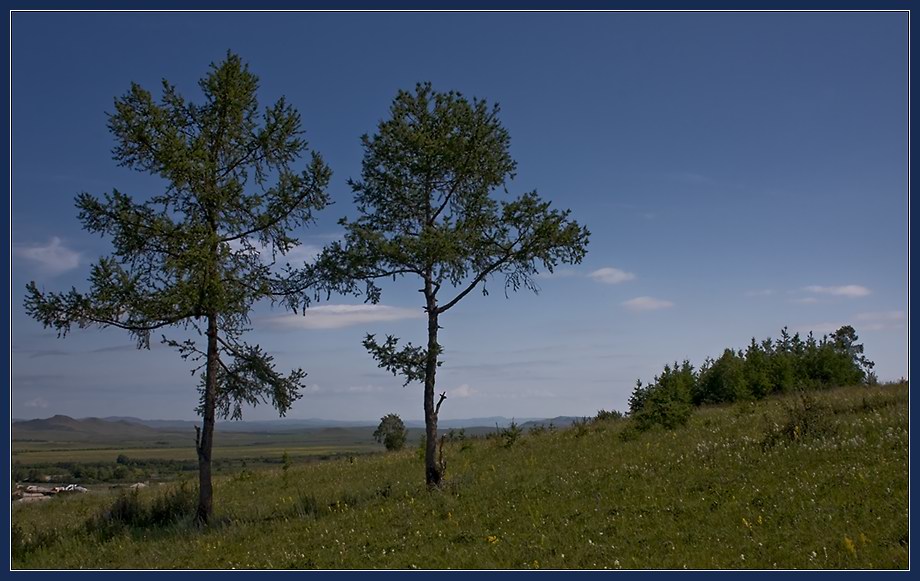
[11,11,908,421]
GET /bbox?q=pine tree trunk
[196,311,218,524]
[423,299,442,488]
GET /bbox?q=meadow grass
[11,383,908,569]
[12,444,378,464]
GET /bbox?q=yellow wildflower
[843,536,857,557]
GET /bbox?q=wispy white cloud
[280,244,322,264]
[14,237,81,275]
[621,296,674,311]
[294,383,386,395]
[23,397,49,409]
[855,311,905,331]
[790,297,820,304]
[262,304,423,330]
[227,239,321,265]
[449,384,477,399]
[803,285,871,298]
[589,267,636,285]
[537,265,637,283]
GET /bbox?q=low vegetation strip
[11,383,908,569]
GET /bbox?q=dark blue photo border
[0,1,917,10]
[2,2,914,578]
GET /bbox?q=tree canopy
[373,413,409,452]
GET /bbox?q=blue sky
[10,11,909,421]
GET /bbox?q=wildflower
[742,517,752,529]
[843,536,857,557]
[486,535,499,544]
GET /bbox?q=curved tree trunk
[423,299,442,488]
[196,311,218,524]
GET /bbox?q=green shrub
[528,424,547,437]
[595,409,624,422]
[618,422,642,442]
[500,421,523,448]
[761,391,834,450]
[106,489,145,527]
[11,523,27,561]
[149,482,196,526]
[297,493,321,518]
[633,392,692,431]
[10,523,68,561]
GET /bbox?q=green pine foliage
[631,361,695,430]
[630,325,876,431]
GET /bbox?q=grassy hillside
[11,383,908,569]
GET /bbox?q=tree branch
[436,255,509,314]
[435,391,447,416]
[218,183,317,244]
[81,312,192,334]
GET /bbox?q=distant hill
[519,416,584,430]
[99,417,200,430]
[83,415,563,431]
[404,417,545,429]
[12,415,164,442]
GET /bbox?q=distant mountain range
[11,414,588,449]
[12,414,585,434]
[12,414,167,442]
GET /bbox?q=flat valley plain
[13,424,383,465]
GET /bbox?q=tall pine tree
[24,52,331,523]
